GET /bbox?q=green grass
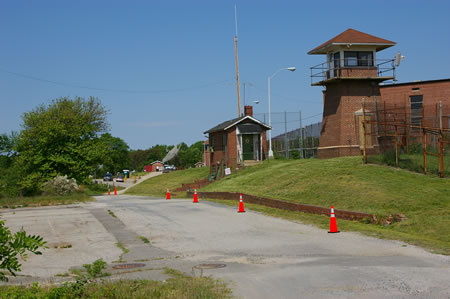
[115,242,130,262]
[82,183,125,196]
[368,151,450,176]
[0,183,127,209]
[107,209,117,218]
[125,167,209,198]
[0,268,231,298]
[201,157,450,254]
[0,193,93,209]
[138,235,150,243]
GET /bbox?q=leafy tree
[0,132,18,158]
[0,132,21,197]
[189,141,204,155]
[98,133,130,173]
[16,97,109,193]
[0,220,46,281]
[171,142,203,168]
[146,144,169,164]
[0,132,18,169]
[129,149,151,171]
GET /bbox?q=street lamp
[267,67,296,159]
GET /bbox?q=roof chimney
[244,105,253,117]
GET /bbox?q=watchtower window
[344,51,373,67]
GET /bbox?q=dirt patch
[47,242,72,249]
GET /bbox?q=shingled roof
[308,28,396,55]
[204,115,270,134]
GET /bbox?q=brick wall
[202,141,210,167]
[208,120,269,172]
[188,191,373,221]
[262,130,268,160]
[209,128,239,172]
[317,79,450,159]
[380,80,450,107]
[318,80,380,158]
[151,162,164,172]
[226,128,237,169]
[209,131,225,171]
[337,67,378,78]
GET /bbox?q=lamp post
[267,67,296,159]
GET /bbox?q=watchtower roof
[308,28,396,55]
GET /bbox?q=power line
[226,81,322,103]
[0,66,232,94]
[254,112,322,121]
[252,84,322,103]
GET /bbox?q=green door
[242,135,253,160]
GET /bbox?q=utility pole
[241,82,254,109]
[234,6,241,117]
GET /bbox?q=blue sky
[1,1,449,149]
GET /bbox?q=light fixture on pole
[267,67,296,159]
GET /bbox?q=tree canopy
[98,133,130,173]
[15,97,109,193]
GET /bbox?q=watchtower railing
[310,58,396,85]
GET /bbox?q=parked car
[103,173,113,182]
[115,176,124,182]
[164,165,177,171]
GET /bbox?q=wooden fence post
[362,98,367,164]
[395,126,399,167]
[439,138,444,178]
[422,106,427,174]
[393,104,398,167]
[405,98,409,153]
[383,101,386,137]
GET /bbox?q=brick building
[204,105,270,174]
[202,140,210,167]
[150,161,164,172]
[380,79,450,110]
[309,28,397,158]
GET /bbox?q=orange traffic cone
[328,206,339,233]
[166,189,171,200]
[238,193,245,213]
[193,188,198,203]
[114,186,117,196]
[108,187,110,196]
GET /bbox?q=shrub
[381,150,396,166]
[0,221,46,281]
[83,259,108,279]
[41,175,79,196]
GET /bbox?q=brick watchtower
[309,29,396,158]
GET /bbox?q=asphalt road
[92,195,450,299]
[1,195,449,298]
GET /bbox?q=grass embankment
[0,269,231,299]
[126,168,209,198]
[82,183,125,196]
[200,157,450,254]
[368,152,450,176]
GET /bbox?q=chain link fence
[363,101,450,177]
[253,112,322,159]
